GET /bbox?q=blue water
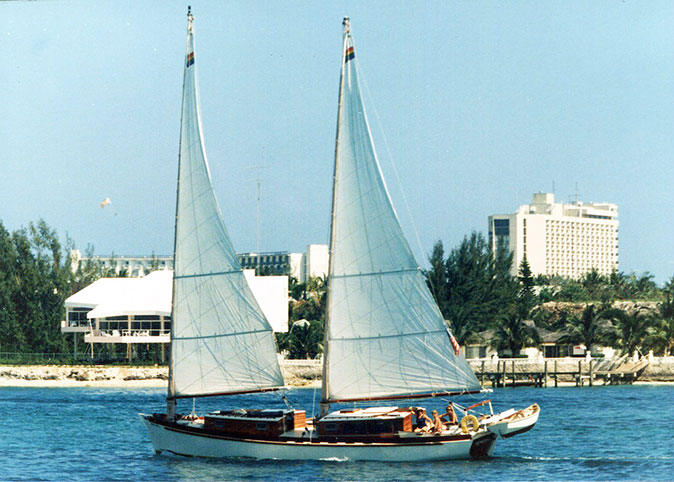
[1,385,672,481]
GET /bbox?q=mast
[320,16,351,418]
[167,5,194,420]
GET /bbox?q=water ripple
[1,385,673,481]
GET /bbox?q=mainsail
[168,11,284,400]
[322,19,481,403]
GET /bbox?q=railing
[89,329,171,337]
[63,321,92,328]
[0,352,82,363]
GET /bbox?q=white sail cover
[169,16,284,399]
[322,24,481,402]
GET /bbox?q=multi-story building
[488,193,618,278]
[236,244,329,282]
[71,244,329,283]
[61,268,289,360]
[69,251,172,277]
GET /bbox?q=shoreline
[2,378,672,389]
[0,364,323,389]
[1,364,672,389]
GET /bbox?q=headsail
[168,10,284,400]
[321,18,481,404]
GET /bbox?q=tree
[280,276,327,358]
[517,256,536,318]
[644,294,674,356]
[632,272,657,299]
[425,241,448,315]
[557,304,611,353]
[70,244,103,294]
[490,308,540,357]
[439,232,517,343]
[280,319,323,359]
[557,279,589,302]
[581,268,606,301]
[608,270,630,300]
[606,308,652,356]
[7,220,72,354]
[0,222,25,352]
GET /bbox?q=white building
[69,251,172,277]
[71,244,329,283]
[303,244,329,281]
[62,269,289,360]
[235,244,329,282]
[489,193,618,278]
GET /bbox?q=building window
[68,308,91,327]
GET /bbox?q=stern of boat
[469,431,498,459]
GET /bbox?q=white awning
[63,269,288,330]
[64,270,173,319]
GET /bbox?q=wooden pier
[474,358,650,388]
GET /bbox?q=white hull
[486,403,540,439]
[142,415,497,461]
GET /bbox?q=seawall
[2,357,673,387]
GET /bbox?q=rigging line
[332,328,447,342]
[174,328,270,341]
[174,269,240,279]
[356,59,427,270]
[331,267,420,279]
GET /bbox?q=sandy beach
[2,358,672,388]
[0,364,322,389]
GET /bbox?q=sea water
[0,384,672,481]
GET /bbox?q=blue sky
[3,1,673,281]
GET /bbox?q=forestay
[322,20,481,403]
[169,14,284,399]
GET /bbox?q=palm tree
[663,276,674,298]
[608,270,629,299]
[644,295,674,356]
[635,272,657,299]
[287,319,323,359]
[606,308,652,356]
[581,268,606,301]
[490,308,540,357]
[557,304,611,354]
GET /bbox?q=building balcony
[61,320,92,333]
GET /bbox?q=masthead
[187,6,194,30]
[342,17,350,34]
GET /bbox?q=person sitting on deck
[431,410,445,433]
[413,408,433,433]
[440,404,458,426]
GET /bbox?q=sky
[2,1,673,282]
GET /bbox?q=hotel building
[488,193,618,278]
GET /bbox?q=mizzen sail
[168,12,284,400]
[322,19,480,403]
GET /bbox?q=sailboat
[142,12,539,461]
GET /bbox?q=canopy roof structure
[64,269,288,332]
[65,270,173,319]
